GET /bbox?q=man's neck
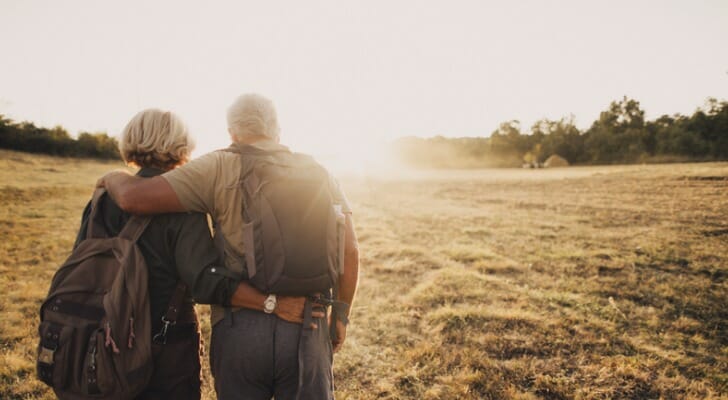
[233,134,275,145]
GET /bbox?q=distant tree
[530,115,584,163]
[650,113,710,158]
[490,120,525,155]
[0,115,120,160]
[77,132,119,158]
[688,98,728,158]
[0,114,18,148]
[584,97,649,163]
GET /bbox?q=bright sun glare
[306,139,397,176]
[0,1,726,175]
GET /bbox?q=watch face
[264,295,276,313]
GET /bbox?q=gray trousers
[210,308,334,400]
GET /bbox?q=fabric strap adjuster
[37,322,62,385]
[38,346,56,365]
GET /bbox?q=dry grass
[0,149,726,399]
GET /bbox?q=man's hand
[332,320,347,353]
[275,296,326,329]
[96,170,132,189]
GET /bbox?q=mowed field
[0,149,726,399]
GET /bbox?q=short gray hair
[119,109,194,170]
[226,93,280,140]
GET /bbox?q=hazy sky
[1,0,727,164]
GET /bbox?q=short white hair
[227,93,280,140]
[119,109,195,170]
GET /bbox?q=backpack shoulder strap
[86,188,109,239]
[164,281,188,323]
[89,188,106,213]
[118,215,152,242]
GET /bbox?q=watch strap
[331,301,350,326]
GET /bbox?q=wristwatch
[263,294,277,314]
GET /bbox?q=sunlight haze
[1,2,728,397]
[1,0,727,171]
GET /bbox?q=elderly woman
[74,109,318,399]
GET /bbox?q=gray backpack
[224,144,345,296]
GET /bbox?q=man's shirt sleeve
[161,151,219,214]
[329,176,353,214]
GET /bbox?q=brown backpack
[37,189,154,399]
[223,144,346,296]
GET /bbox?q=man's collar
[252,139,289,152]
[230,138,290,153]
[136,167,165,178]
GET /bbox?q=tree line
[2,97,726,166]
[395,97,728,168]
[0,115,120,160]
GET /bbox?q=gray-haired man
[98,94,360,399]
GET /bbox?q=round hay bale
[544,154,569,168]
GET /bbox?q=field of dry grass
[0,149,726,399]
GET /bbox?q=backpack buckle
[152,317,175,345]
[38,346,56,365]
[309,294,333,307]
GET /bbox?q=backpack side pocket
[37,321,74,389]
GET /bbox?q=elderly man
[98,94,359,400]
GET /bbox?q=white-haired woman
[74,109,317,399]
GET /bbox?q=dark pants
[136,326,202,400]
[210,308,334,400]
